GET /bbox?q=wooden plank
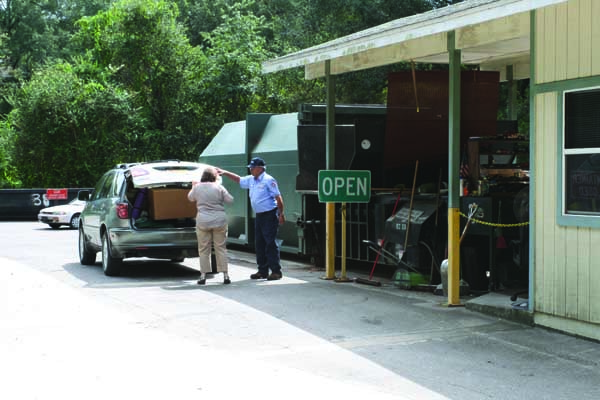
[534,8,544,84]
[592,0,600,75]
[456,13,529,49]
[541,94,559,314]
[534,94,546,312]
[590,229,600,323]
[548,94,562,316]
[579,0,592,77]
[566,0,580,79]
[547,96,566,318]
[542,89,566,318]
[543,6,557,83]
[305,33,448,79]
[554,2,568,81]
[577,227,591,321]
[564,226,578,318]
[535,313,600,341]
[481,57,530,80]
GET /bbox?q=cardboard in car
[148,188,196,220]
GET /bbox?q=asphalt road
[2,221,600,400]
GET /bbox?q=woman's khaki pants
[196,224,228,274]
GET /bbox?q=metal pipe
[447,31,462,306]
[324,60,337,280]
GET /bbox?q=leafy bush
[9,61,145,187]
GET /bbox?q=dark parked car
[78,160,213,276]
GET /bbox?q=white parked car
[38,198,86,229]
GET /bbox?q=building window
[563,87,600,216]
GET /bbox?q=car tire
[79,227,96,265]
[171,257,185,263]
[49,223,61,229]
[69,213,81,229]
[102,233,122,276]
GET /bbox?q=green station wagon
[78,160,212,276]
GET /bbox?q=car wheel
[49,224,61,229]
[171,257,185,263]
[102,233,122,276]
[69,213,81,229]
[79,227,96,265]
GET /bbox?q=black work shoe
[197,278,206,285]
[267,272,282,281]
[250,272,267,280]
[224,277,231,284]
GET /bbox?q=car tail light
[116,203,129,219]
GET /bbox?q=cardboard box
[148,188,196,220]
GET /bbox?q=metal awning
[262,0,567,80]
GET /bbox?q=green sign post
[318,170,371,203]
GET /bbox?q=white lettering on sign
[335,177,345,194]
[318,170,371,203]
[322,177,333,195]
[357,177,368,196]
[321,176,369,197]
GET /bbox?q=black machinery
[362,193,448,288]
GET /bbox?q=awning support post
[447,31,462,306]
[324,60,337,280]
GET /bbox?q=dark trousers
[255,208,281,275]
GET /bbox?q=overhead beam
[456,12,529,49]
[305,33,447,80]
[262,0,567,75]
[304,11,531,80]
[414,46,529,65]
[481,54,530,80]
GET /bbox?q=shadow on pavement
[62,258,200,289]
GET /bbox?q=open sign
[46,188,68,200]
[318,170,371,203]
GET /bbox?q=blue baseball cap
[247,157,266,168]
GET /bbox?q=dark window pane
[565,154,600,214]
[98,172,115,199]
[91,174,109,201]
[565,89,600,149]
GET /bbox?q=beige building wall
[533,0,600,340]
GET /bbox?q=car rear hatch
[125,161,212,228]
[128,161,212,188]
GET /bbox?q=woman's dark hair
[200,167,217,183]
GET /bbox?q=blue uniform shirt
[239,172,281,213]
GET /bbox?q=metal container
[199,105,391,264]
[199,113,301,254]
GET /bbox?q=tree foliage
[9,61,144,187]
[0,0,109,77]
[0,117,19,187]
[0,0,473,187]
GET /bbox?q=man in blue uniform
[217,157,285,280]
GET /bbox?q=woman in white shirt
[187,167,234,284]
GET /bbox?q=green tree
[0,0,109,77]
[199,2,270,121]
[0,0,111,119]
[8,60,144,187]
[0,117,20,187]
[73,0,210,160]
